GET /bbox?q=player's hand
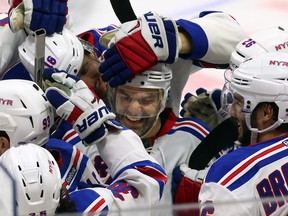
[172,164,205,205]
[180,88,229,129]
[44,68,122,146]
[8,0,67,35]
[99,11,181,87]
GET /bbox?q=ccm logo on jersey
[0,98,12,106]
[257,162,288,216]
[76,106,110,133]
[144,12,164,48]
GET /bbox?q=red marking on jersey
[137,166,167,183]
[63,130,77,141]
[175,121,209,136]
[63,181,68,187]
[88,198,106,213]
[220,143,284,186]
[73,148,81,167]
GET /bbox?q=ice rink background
[1,0,288,95]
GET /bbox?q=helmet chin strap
[140,114,160,139]
[245,113,284,144]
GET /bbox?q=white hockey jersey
[148,108,210,207]
[199,134,288,216]
[68,128,167,215]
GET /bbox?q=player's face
[114,85,163,137]
[0,137,10,156]
[228,93,251,145]
[78,55,108,99]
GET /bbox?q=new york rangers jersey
[45,138,104,192]
[199,135,288,216]
[68,128,167,215]
[148,108,210,208]
[52,108,210,214]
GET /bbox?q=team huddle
[0,0,288,215]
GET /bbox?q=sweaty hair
[55,186,76,213]
[0,131,10,141]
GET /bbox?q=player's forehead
[117,85,161,95]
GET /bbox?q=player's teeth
[127,116,141,121]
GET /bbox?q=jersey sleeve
[176,11,247,68]
[87,128,167,213]
[199,182,253,216]
[46,138,103,192]
[0,13,26,77]
[77,24,118,57]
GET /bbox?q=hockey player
[0,134,167,215]
[181,25,288,170]
[2,8,246,115]
[104,63,210,214]
[0,79,104,192]
[171,27,288,212]
[43,68,168,215]
[199,52,288,216]
[98,10,246,114]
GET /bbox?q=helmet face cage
[19,28,84,78]
[229,26,288,70]
[0,80,54,146]
[0,143,61,215]
[227,53,288,130]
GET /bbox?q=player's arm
[177,11,247,66]
[199,182,251,216]
[0,13,26,77]
[44,68,167,212]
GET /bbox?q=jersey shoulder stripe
[70,189,108,213]
[205,136,288,190]
[168,117,210,140]
[0,14,8,26]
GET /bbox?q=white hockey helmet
[19,28,84,78]
[0,79,54,146]
[0,143,61,216]
[228,52,288,135]
[230,26,288,71]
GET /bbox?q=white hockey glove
[44,68,122,146]
[8,0,67,35]
[99,11,181,87]
[180,88,230,129]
